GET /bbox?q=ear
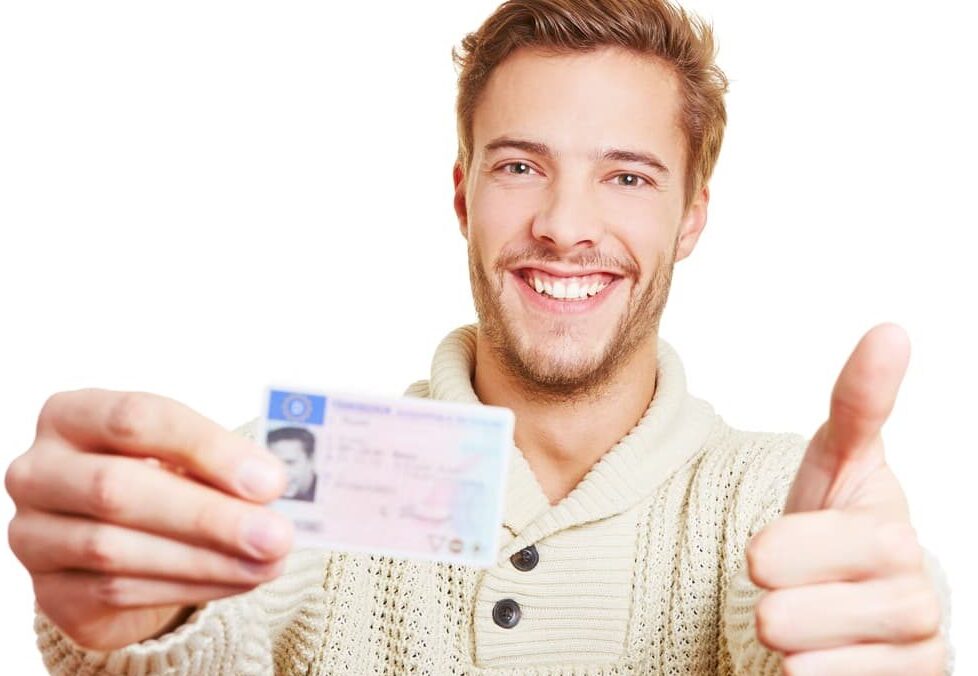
[453,163,469,239]
[674,184,710,263]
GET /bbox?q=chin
[500,319,614,391]
[523,321,604,359]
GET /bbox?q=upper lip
[514,264,624,278]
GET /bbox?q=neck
[473,329,658,505]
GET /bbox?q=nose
[530,177,606,252]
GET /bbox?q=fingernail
[242,512,291,556]
[239,557,283,579]
[237,457,283,498]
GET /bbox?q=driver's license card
[260,387,514,568]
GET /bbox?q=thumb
[825,322,910,463]
[783,322,911,513]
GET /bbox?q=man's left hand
[746,323,947,675]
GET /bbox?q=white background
[1,0,975,672]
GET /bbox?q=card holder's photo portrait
[265,425,319,503]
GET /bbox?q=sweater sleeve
[34,418,331,676]
[721,434,955,675]
[720,433,803,675]
[35,548,329,676]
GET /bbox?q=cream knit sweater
[35,325,953,675]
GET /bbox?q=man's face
[268,439,315,498]
[455,46,707,398]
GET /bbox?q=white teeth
[527,273,610,301]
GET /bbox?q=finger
[781,635,947,676]
[34,569,254,613]
[747,510,923,588]
[37,389,285,502]
[9,509,286,585]
[825,323,910,467]
[755,574,941,653]
[15,445,293,560]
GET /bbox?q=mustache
[492,245,640,279]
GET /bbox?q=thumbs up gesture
[746,323,948,674]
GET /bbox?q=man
[266,426,318,502]
[5,0,952,674]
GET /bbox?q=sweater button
[510,545,539,572]
[492,598,521,629]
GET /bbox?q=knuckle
[91,574,132,608]
[890,575,942,641]
[919,596,943,638]
[754,592,786,651]
[105,392,154,443]
[37,390,73,429]
[4,454,33,502]
[910,586,943,639]
[745,533,774,586]
[80,526,120,571]
[88,463,129,519]
[7,515,29,561]
[878,521,923,569]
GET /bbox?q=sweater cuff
[723,567,783,675]
[35,593,269,676]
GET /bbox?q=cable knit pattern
[33,324,953,674]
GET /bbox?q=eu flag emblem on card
[268,390,327,425]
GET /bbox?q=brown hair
[452,0,729,208]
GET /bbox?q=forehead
[472,46,684,164]
[271,438,306,453]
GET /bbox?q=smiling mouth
[518,268,620,301]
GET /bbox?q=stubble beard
[469,238,678,403]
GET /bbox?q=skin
[456,47,708,502]
[4,43,945,671]
[455,46,945,673]
[268,439,316,499]
[5,391,293,650]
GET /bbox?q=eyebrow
[483,136,671,178]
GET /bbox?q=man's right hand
[4,389,294,651]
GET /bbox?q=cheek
[600,188,675,229]
[608,227,674,294]
[620,220,670,258]
[468,183,540,252]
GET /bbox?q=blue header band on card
[268,390,327,425]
